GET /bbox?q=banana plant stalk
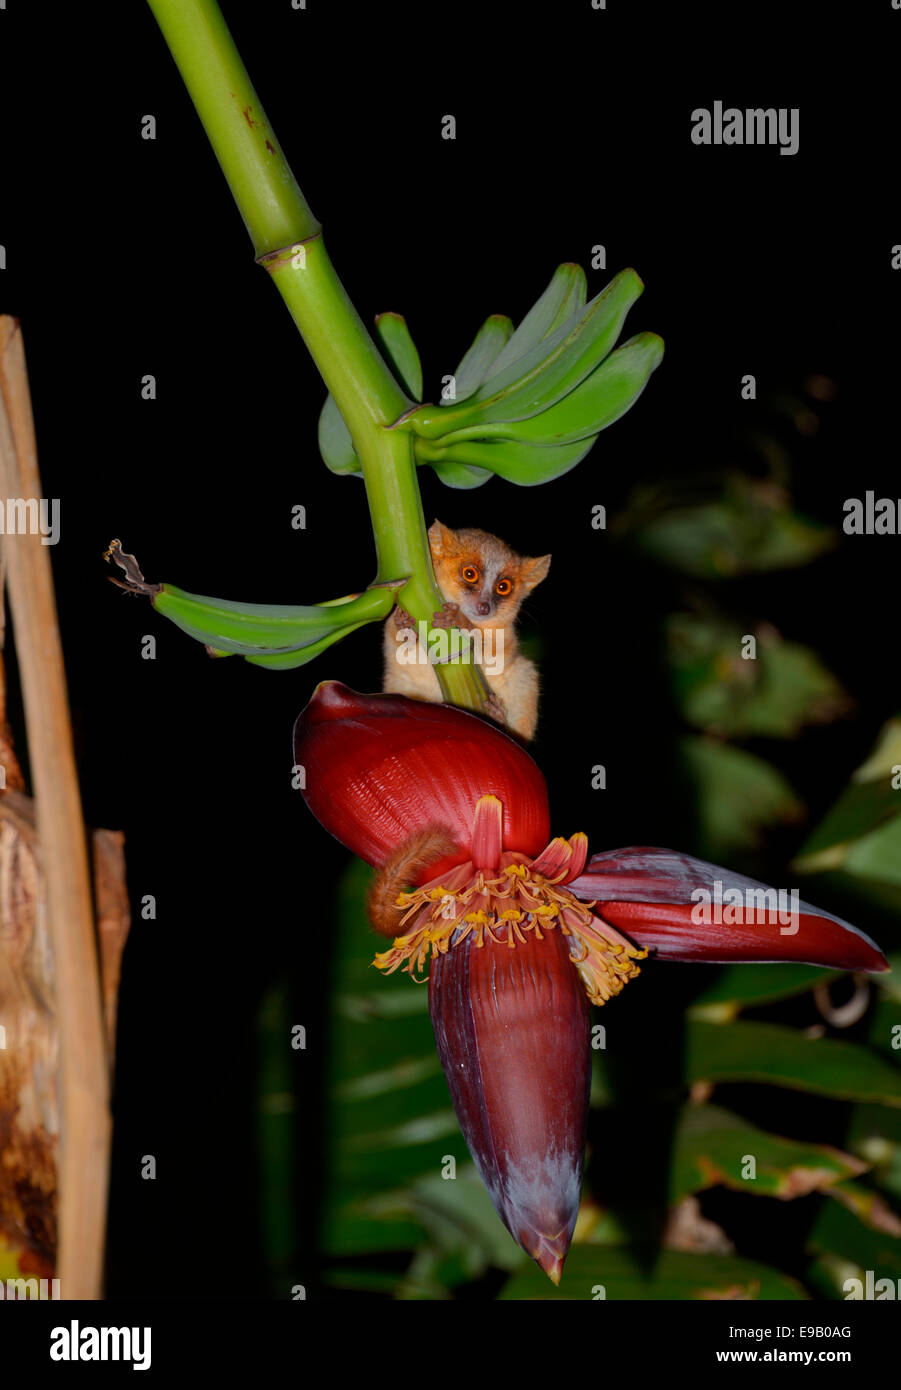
[145,0,488,710]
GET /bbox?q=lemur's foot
[482,691,507,727]
[392,605,415,632]
[431,600,463,630]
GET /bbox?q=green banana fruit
[318,312,421,476]
[443,314,513,404]
[243,621,374,669]
[433,332,665,449]
[153,584,397,656]
[427,457,494,490]
[374,311,423,401]
[105,540,399,665]
[474,263,587,387]
[318,393,360,475]
[417,434,599,487]
[425,311,516,483]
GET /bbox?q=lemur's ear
[521,554,551,589]
[428,520,458,556]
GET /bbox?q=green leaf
[320,859,472,1272]
[808,1191,901,1278]
[878,953,901,1001]
[859,1149,901,1207]
[685,1019,901,1106]
[803,1253,862,1300]
[787,867,901,925]
[853,718,901,783]
[690,962,840,1009]
[321,1266,415,1295]
[670,1103,865,1204]
[867,996,901,1064]
[828,1180,901,1236]
[795,715,901,879]
[680,736,804,859]
[848,1102,901,1152]
[498,1246,808,1300]
[839,816,901,888]
[846,1105,901,1205]
[668,614,848,739]
[622,475,836,579]
[349,1165,527,1295]
[796,777,901,867]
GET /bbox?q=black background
[1,0,899,1305]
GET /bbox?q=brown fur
[366,825,459,937]
[382,521,550,740]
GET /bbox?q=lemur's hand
[391,605,415,632]
[431,600,463,630]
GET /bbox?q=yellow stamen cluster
[373,856,647,1006]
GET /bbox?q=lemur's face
[428,522,551,629]
[441,555,520,627]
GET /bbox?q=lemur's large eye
[495,578,512,596]
[462,565,479,584]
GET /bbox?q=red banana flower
[294,682,887,1283]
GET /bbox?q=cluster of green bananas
[318,264,664,489]
[109,267,661,669]
[104,540,399,669]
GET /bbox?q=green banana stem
[145,0,487,711]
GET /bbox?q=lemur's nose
[476,601,491,616]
